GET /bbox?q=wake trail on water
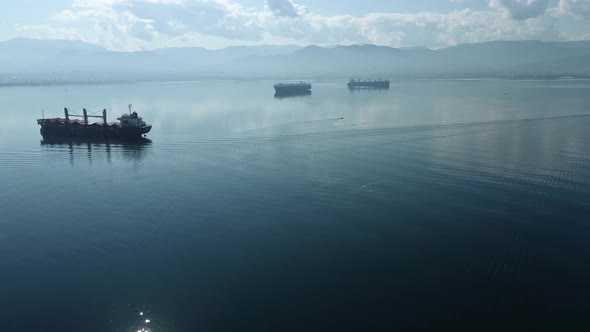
[160,112,590,147]
[338,113,590,133]
[235,117,345,134]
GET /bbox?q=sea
[1,79,590,331]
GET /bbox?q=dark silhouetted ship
[37,105,152,139]
[274,82,312,96]
[347,79,390,89]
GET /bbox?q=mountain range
[1,38,589,84]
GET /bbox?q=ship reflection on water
[347,86,390,93]
[40,138,152,166]
[274,90,312,99]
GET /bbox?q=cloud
[52,10,81,22]
[265,0,306,18]
[15,24,84,40]
[127,0,264,40]
[558,0,590,19]
[489,0,552,20]
[259,9,558,48]
[21,0,566,50]
[74,0,128,8]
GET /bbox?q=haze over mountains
[1,38,590,85]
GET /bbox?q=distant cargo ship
[274,82,312,96]
[347,79,390,89]
[37,105,151,139]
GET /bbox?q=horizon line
[2,37,590,53]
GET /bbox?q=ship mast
[67,108,107,124]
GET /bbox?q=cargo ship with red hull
[37,105,151,139]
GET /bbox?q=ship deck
[38,118,121,127]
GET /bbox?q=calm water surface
[1,80,590,331]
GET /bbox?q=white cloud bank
[13,0,590,50]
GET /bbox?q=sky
[0,0,589,50]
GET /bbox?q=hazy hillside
[1,38,589,84]
[0,38,106,73]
